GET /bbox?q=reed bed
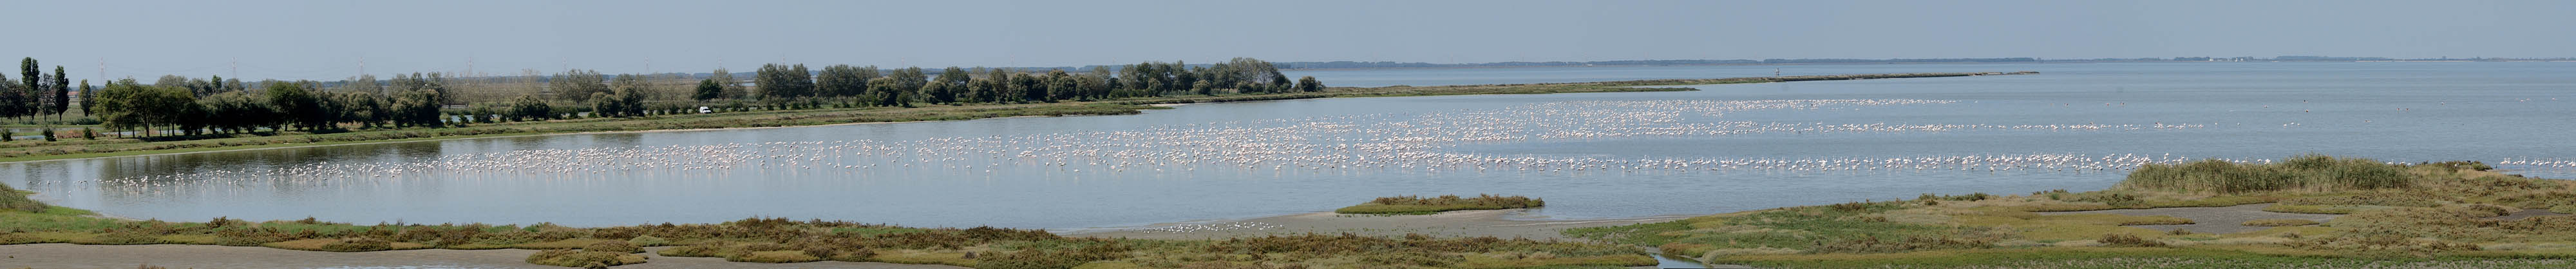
[2119,154,2410,194]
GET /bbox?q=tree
[393,88,443,126]
[1045,70,1077,101]
[508,94,553,121]
[265,81,328,131]
[592,75,650,117]
[931,66,969,104]
[1010,72,1041,102]
[12,57,32,120]
[549,70,610,101]
[345,74,383,94]
[755,63,815,98]
[197,91,275,134]
[391,72,451,105]
[694,78,722,101]
[1296,76,1324,92]
[77,80,91,116]
[890,66,926,99]
[866,77,906,107]
[708,68,745,99]
[0,72,17,121]
[52,66,68,120]
[816,65,873,98]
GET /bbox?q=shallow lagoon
[6,62,2572,230]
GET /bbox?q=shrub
[2243,219,2322,226]
[83,231,163,245]
[625,235,670,246]
[725,250,821,263]
[2493,192,2576,209]
[2280,195,2440,207]
[319,237,393,252]
[658,242,732,257]
[2098,234,2166,247]
[526,249,647,268]
[212,228,295,246]
[584,240,641,254]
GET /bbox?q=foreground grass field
[1336,194,1546,215]
[0,72,2025,163]
[1567,155,2576,268]
[0,183,1653,269]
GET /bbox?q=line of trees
[4,57,73,123]
[89,74,448,137]
[20,56,1325,141]
[721,57,1322,106]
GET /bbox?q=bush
[625,235,670,246]
[212,229,295,246]
[658,242,731,257]
[584,240,641,254]
[83,232,164,245]
[526,249,647,268]
[2098,234,2166,247]
[725,250,820,263]
[319,237,393,252]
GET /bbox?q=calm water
[5,62,2573,231]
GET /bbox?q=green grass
[1336,194,1546,214]
[1,183,50,212]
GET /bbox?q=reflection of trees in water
[591,133,643,150]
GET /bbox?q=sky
[5,0,2571,81]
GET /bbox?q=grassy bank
[1567,155,2576,268]
[0,183,1651,269]
[0,72,2029,163]
[1336,194,1546,215]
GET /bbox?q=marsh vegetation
[1567,155,2576,268]
[0,183,1651,268]
[1336,195,1546,215]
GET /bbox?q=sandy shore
[0,244,966,269]
[1065,209,1689,241]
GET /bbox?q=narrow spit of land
[0,72,2031,163]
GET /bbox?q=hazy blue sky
[6,0,2571,80]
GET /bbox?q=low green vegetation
[1336,194,1546,214]
[1,183,48,212]
[0,184,1649,268]
[1569,155,2576,268]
